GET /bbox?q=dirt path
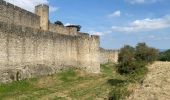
[128,61,170,100]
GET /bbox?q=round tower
[35,4,49,31]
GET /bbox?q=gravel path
[127,61,170,100]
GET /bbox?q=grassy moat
[0,63,147,100]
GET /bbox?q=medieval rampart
[0,0,40,29]
[100,48,118,64]
[0,0,117,83]
[0,21,100,83]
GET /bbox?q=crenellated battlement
[35,4,49,8]
[0,0,95,37]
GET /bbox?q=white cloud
[140,35,170,41]
[89,31,105,36]
[88,30,112,36]
[148,35,156,39]
[111,15,170,33]
[148,35,170,40]
[65,23,76,26]
[49,6,59,13]
[4,0,58,13]
[126,0,159,4]
[108,10,121,17]
[65,23,71,26]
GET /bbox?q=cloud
[88,31,105,36]
[140,35,170,41]
[4,0,58,13]
[111,15,170,33]
[108,10,121,17]
[49,6,59,13]
[65,23,72,26]
[148,35,170,40]
[65,23,77,26]
[126,0,159,4]
[88,30,112,36]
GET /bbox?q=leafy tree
[54,21,64,26]
[135,43,158,63]
[159,49,170,61]
[118,45,135,64]
[135,43,149,62]
[117,43,158,74]
[147,47,159,63]
[76,25,81,31]
[118,45,136,73]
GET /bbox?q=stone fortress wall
[49,23,79,36]
[0,0,117,83]
[0,0,40,29]
[100,48,118,64]
[0,0,79,35]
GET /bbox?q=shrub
[117,45,136,74]
[117,61,147,74]
[159,49,170,61]
[118,45,135,64]
[117,43,158,74]
[135,43,159,64]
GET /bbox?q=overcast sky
[4,0,170,49]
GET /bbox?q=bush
[117,45,136,74]
[118,45,135,64]
[118,61,147,74]
[135,43,159,64]
[117,43,158,74]
[159,49,170,61]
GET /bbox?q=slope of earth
[0,64,128,100]
[127,61,170,100]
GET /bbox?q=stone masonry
[0,0,118,83]
[100,48,118,64]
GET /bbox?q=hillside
[127,61,170,100]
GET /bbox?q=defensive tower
[35,4,49,31]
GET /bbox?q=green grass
[108,66,148,100]
[101,63,115,75]
[0,80,33,98]
[0,63,147,100]
[58,69,77,82]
